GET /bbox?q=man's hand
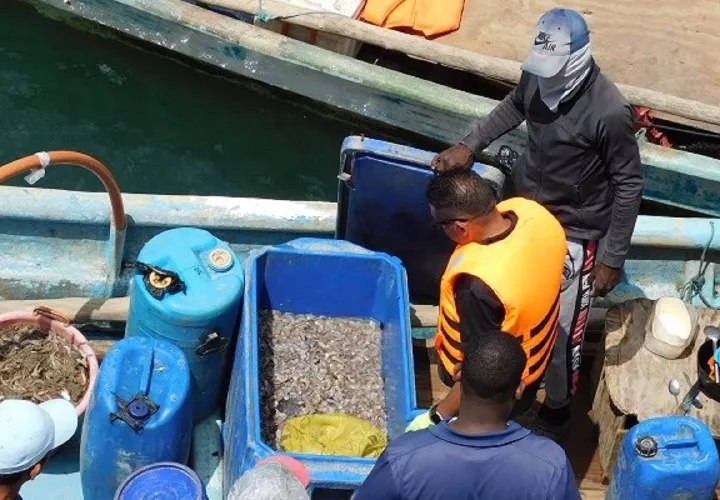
[452,362,462,383]
[590,263,622,297]
[431,144,474,172]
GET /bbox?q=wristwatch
[428,403,444,424]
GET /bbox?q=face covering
[537,43,592,112]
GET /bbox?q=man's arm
[546,457,582,500]
[460,77,528,157]
[352,450,401,500]
[435,275,505,418]
[596,104,644,270]
[456,275,505,339]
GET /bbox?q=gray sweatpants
[543,238,599,408]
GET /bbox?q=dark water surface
[1,1,439,201]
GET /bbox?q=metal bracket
[109,393,159,432]
[129,261,186,300]
[337,172,354,190]
[196,331,229,357]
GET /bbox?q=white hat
[0,399,78,475]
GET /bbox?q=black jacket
[461,62,643,269]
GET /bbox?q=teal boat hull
[22,0,720,219]
[1,137,717,309]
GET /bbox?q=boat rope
[680,220,716,308]
[256,0,351,23]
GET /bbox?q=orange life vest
[436,197,567,385]
[362,0,465,37]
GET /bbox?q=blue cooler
[115,462,207,500]
[607,416,720,500]
[223,237,416,493]
[126,227,244,422]
[80,337,193,500]
[336,135,506,303]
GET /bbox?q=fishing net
[226,462,310,500]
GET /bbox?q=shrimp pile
[258,310,386,448]
[0,324,88,405]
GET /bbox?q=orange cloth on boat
[361,0,465,37]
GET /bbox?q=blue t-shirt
[354,421,581,500]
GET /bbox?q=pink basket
[0,307,99,416]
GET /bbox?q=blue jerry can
[80,337,193,500]
[126,227,244,422]
[607,416,720,500]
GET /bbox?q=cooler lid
[336,136,507,303]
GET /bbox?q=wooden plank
[88,339,115,362]
[201,0,720,128]
[0,296,608,331]
[0,297,129,322]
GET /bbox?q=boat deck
[434,0,720,108]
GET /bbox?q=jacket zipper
[536,126,546,198]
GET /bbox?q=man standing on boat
[431,7,643,439]
[355,331,581,500]
[406,169,566,431]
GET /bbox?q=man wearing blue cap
[431,8,643,439]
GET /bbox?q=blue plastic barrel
[80,337,193,500]
[126,227,244,422]
[607,416,720,500]
[115,462,207,500]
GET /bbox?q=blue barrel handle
[195,331,229,357]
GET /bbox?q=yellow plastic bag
[280,413,388,459]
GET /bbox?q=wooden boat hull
[23,0,720,218]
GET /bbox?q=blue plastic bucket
[115,462,207,500]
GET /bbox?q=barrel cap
[635,436,659,458]
[114,462,206,500]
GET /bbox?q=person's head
[227,456,310,500]
[521,8,591,79]
[0,399,78,495]
[426,169,498,245]
[460,331,527,415]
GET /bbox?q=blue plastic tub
[80,337,194,500]
[607,415,720,500]
[223,238,417,493]
[115,462,207,500]
[126,227,244,422]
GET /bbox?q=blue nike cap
[521,8,590,78]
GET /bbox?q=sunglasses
[432,218,469,228]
